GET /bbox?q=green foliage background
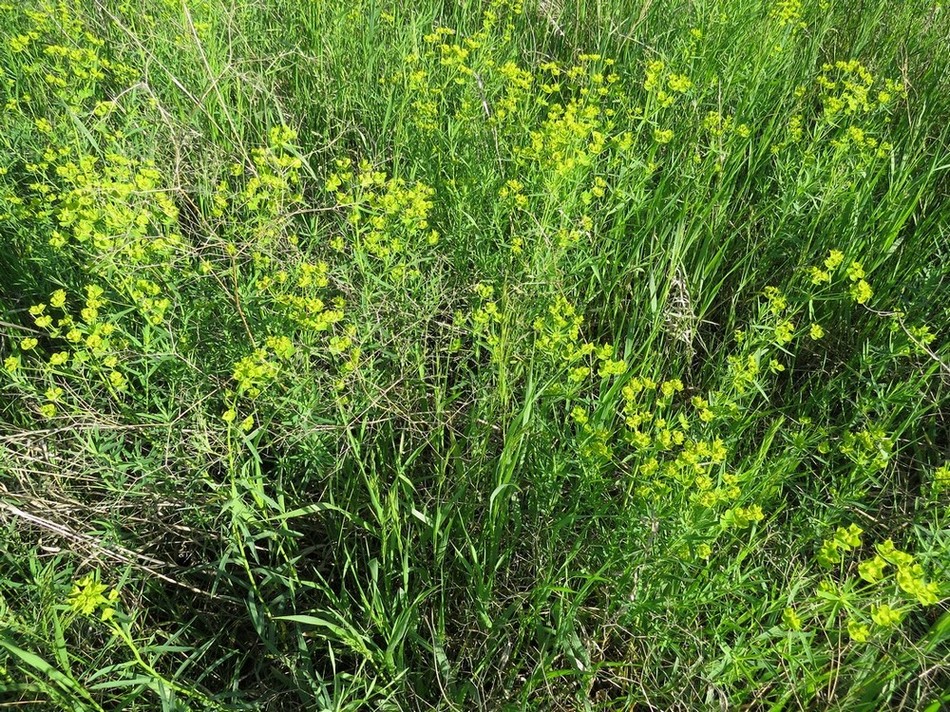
[1,0,949,709]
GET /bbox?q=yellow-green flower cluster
[257,260,345,334]
[243,127,303,219]
[532,295,595,383]
[806,532,943,644]
[6,4,137,113]
[701,111,751,140]
[719,504,764,529]
[933,463,950,494]
[643,60,691,109]
[817,523,864,567]
[808,250,872,304]
[5,284,135,417]
[839,425,893,473]
[830,125,893,160]
[726,353,760,395]
[522,98,609,178]
[869,539,940,605]
[67,572,119,621]
[817,61,904,121]
[769,0,805,30]
[470,282,504,352]
[232,346,282,398]
[325,159,437,278]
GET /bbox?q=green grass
[1,0,949,709]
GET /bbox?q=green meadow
[1,0,949,708]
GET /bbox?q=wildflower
[809,323,825,340]
[858,555,888,583]
[782,607,802,631]
[265,335,295,360]
[653,128,674,144]
[850,279,872,304]
[847,618,870,643]
[871,603,902,627]
[599,358,627,377]
[39,403,56,418]
[774,320,795,345]
[720,504,763,529]
[21,337,38,351]
[934,464,950,493]
[876,539,914,567]
[764,286,788,313]
[896,565,939,605]
[846,261,865,281]
[667,74,692,92]
[660,379,683,397]
[834,523,863,549]
[569,366,590,383]
[4,356,19,373]
[67,573,109,616]
[240,415,254,432]
[222,408,237,424]
[825,250,844,270]
[817,539,839,568]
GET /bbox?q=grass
[1,0,949,709]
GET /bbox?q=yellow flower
[847,618,869,643]
[825,250,844,270]
[858,555,887,583]
[21,337,38,351]
[222,408,237,424]
[667,74,692,92]
[850,279,872,304]
[774,320,795,345]
[4,356,20,373]
[67,573,109,615]
[809,323,824,340]
[871,603,901,627]
[653,128,674,144]
[39,403,57,418]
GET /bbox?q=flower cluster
[67,572,119,621]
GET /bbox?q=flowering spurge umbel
[780,525,944,644]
